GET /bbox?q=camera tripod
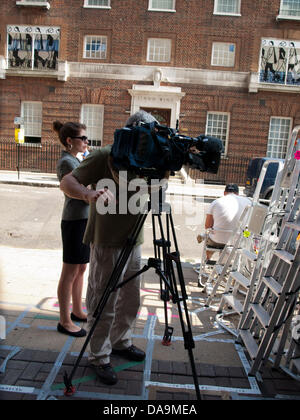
[63,189,201,401]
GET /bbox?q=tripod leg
[152,213,174,345]
[63,211,149,395]
[155,211,201,400]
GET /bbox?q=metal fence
[0,141,252,185]
[0,141,62,173]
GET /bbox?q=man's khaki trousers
[86,244,142,366]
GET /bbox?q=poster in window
[259,39,300,86]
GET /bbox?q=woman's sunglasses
[71,136,89,142]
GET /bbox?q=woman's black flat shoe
[71,312,87,323]
[57,323,86,337]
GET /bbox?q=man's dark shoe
[112,345,145,362]
[90,363,118,385]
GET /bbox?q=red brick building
[0,0,300,181]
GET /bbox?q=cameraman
[60,110,157,386]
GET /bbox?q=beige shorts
[206,237,225,249]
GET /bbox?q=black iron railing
[0,140,253,184]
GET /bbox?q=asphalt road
[0,184,209,262]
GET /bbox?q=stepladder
[237,128,300,377]
[205,126,300,339]
[238,196,300,376]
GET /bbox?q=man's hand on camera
[95,188,115,206]
[85,188,114,205]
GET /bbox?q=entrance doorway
[141,108,171,126]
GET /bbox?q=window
[211,42,235,67]
[278,0,300,18]
[81,105,104,147]
[267,117,292,159]
[84,36,107,59]
[205,112,230,154]
[259,38,300,86]
[16,0,50,9]
[7,25,60,71]
[21,102,42,143]
[84,0,110,7]
[149,0,176,11]
[214,0,241,15]
[147,38,171,63]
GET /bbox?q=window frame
[211,42,236,67]
[213,0,241,16]
[83,0,111,9]
[148,0,176,12]
[205,111,230,156]
[83,35,108,60]
[277,0,300,20]
[16,0,50,9]
[21,101,43,144]
[266,116,292,159]
[81,104,104,148]
[147,38,172,63]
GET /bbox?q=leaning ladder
[237,128,300,376]
[238,193,300,376]
[206,126,300,336]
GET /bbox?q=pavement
[0,170,300,403]
[0,169,228,198]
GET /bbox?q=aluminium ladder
[238,194,300,376]
[205,126,300,337]
[237,128,300,376]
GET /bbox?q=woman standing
[53,121,90,337]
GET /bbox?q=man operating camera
[60,110,158,386]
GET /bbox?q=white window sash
[147,38,171,62]
[83,0,111,8]
[148,0,176,11]
[84,35,107,59]
[205,112,230,155]
[278,0,300,17]
[21,102,42,138]
[213,0,241,15]
[211,42,235,67]
[81,105,104,145]
[267,117,292,159]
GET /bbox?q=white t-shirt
[206,194,251,244]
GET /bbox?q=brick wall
[0,0,300,173]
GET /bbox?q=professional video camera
[111,121,224,178]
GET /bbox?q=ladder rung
[262,276,282,296]
[230,271,250,289]
[239,330,258,360]
[273,249,294,264]
[285,222,300,231]
[251,303,270,328]
[222,294,243,314]
[239,249,257,262]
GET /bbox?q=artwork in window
[7,25,60,70]
[259,39,300,86]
